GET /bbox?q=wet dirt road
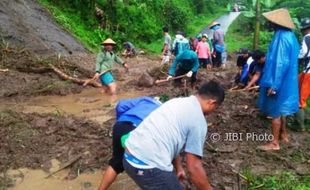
[8,160,137,190]
[0,88,145,124]
[200,12,241,37]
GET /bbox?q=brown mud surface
[1,45,310,190]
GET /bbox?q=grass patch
[225,14,253,53]
[225,14,273,53]
[187,8,227,37]
[38,0,103,52]
[243,169,310,190]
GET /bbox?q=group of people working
[235,48,266,90]
[162,21,226,88]
[161,22,226,69]
[93,20,226,95]
[93,7,310,190]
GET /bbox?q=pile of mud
[0,110,114,177]
[0,44,95,98]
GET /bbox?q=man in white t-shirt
[123,81,225,190]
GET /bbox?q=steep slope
[0,0,86,56]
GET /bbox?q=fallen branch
[49,64,101,88]
[230,86,259,92]
[229,85,242,91]
[45,154,82,178]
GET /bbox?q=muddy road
[1,44,310,190]
[200,12,241,37]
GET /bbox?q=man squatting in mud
[123,81,225,190]
[98,96,162,190]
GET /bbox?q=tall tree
[243,0,274,49]
[253,0,260,49]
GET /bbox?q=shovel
[154,74,187,85]
[83,69,111,86]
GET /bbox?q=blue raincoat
[258,28,300,118]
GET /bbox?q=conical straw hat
[209,21,220,29]
[102,38,116,45]
[262,8,295,29]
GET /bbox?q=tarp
[258,28,300,117]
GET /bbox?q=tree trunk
[253,0,260,50]
[49,64,101,88]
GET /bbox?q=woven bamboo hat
[262,8,295,29]
[209,21,220,29]
[102,38,116,45]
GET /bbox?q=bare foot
[257,142,280,151]
[100,87,108,94]
[280,134,289,144]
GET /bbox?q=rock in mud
[137,72,154,87]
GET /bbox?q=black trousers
[212,50,222,68]
[199,58,210,68]
[174,66,197,85]
[108,121,136,174]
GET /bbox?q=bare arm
[186,153,213,190]
[245,72,261,90]
[173,156,186,180]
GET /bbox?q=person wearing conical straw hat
[295,18,310,131]
[209,21,225,68]
[257,8,300,151]
[93,38,129,95]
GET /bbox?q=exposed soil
[0,0,86,56]
[1,45,310,190]
[0,6,309,187]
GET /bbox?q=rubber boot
[295,109,305,131]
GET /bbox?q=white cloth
[125,96,208,172]
[299,34,310,73]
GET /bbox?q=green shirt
[95,50,124,73]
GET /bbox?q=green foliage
[225,14,254,52]
[276,0,310,19]
[38,0,228,53]
[39,0,103,52]
[243,169,310,190]
[226,0,306,53]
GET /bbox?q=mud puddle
[0,88,146,124]
[7,159,137,190]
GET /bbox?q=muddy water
[1,88,144,189]
[0,88,145,124]
[8,160,138,190]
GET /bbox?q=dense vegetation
[226,0,310,53]
[38,0,229,53]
